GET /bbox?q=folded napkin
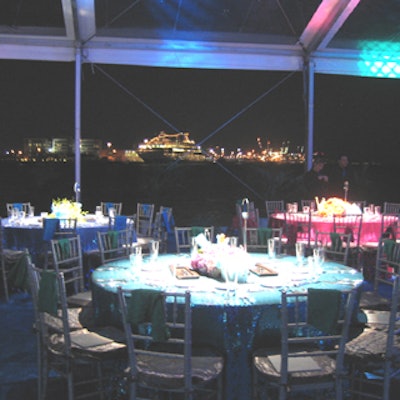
[113,215,127,231]
[105,202,114,212]
[307,288,341,334]
[107,230,119,249]
[383,239,396,261]
[7,252,29,291]
[191,226,206,237]
[38,271,58,316]
[257,228,273,246]
[12,203,23,211]
[42,218,60,241]
[162,210,174,233]
[330,232,342,251]
[126,289,169,342]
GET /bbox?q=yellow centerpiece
[316,197,361,216]
[50,198,87,221]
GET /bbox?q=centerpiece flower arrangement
[190,233,250,282]
[316,197,361,217]
[50,198,88,221]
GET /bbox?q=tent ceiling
[0,0,399,78]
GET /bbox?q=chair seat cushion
[253,349,336,381]
[359,291,390,310]
[43,307,84,332]
[134,354,224,389]
[67,290,92,307]
[48,326,126,356]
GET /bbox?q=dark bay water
[1,160,399,226]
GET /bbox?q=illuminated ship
[137,131,206,162]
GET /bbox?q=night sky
[1,59,400,164]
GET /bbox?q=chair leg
[36,335,43,400]
[1,258,10,302]
[67,369,74,400]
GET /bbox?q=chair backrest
[50,236,85,295]
[284,211,313,248]
[373,238,400,293]
[380,213,399,241]
[174,227,192,253]
[108,214,135,232]
[246,227,282,254]
[279,288,357,395]
[236,201,260,228]
[382,275,400,399]
[136,203,155,237]
[117,287,192,398]
[190,226,214,243]
[265,200,285,218]
[100,202,123,216]
[333,214,363,248]
[383,202,400,214]
[152,206,174,253]
[97,228,134,264]
[314,231,351,265]
[56,218,78,238]
[6,202,31,217]
[42,218,61,241]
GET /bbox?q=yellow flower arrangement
[50,198,88,221]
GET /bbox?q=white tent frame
[0,0,377,201]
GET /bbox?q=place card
[250,263,278,276]
[170,266,200,279]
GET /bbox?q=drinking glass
[108,207,116,218]
[268,238,276,259]
[302,206,310,214]
[150,240,159,261]
[28,206,35,218]
[313,246,325,270]
[295,242,305,264]
[228,236,238,247]
[224,264,239,300]
[95,205,102,218]
[130,245,142,268]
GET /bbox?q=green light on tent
[359,41,400,78]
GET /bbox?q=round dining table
[91,252,363,400]
[2,215,110,264]
[271,212,393,245]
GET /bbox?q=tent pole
[74,47,82,203]
[304,58,315,171]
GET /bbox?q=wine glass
[295,242,305,265]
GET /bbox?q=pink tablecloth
[271,213,394,245]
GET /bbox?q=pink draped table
[271,212,395,245]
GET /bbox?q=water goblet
[313,246,325,272]
[150,240,159,262]
[228,236,238,247]
[222,262,239,301]
[95,205,102,219]
[268,238,276,259]
[295,242,305,265]
[130,245,143,268]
